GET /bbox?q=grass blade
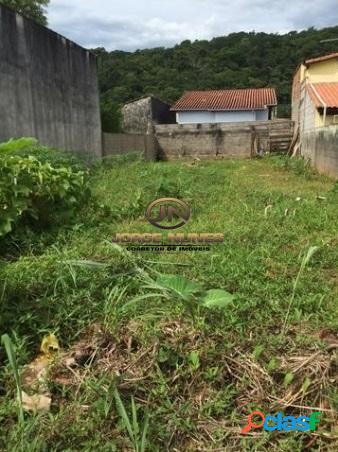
[1,334,24,423]
[131,397,139,442]
[140,412,149,452]
[113,388,135,444]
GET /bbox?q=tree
[0,0,49,26]
[93,25,338,129]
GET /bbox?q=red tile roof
[307,82,338,108]
[171,88,277,111]
[305,52,338,66]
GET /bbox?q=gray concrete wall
[102,132,158,161]
[103,119,294,162]
[302,125,338,178]
[102,133,146,155]
[155,123,252,160]
[122,96,174,134]
[155,119,294,160]
[0,5,102,158]
[122,97,153,134]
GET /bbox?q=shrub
[0,138,89,237]
[0,137,87,169]
[0,137,39,154]
[273,155,316,179]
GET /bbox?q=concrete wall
[102,119,294,162]
[156,123,252,159]
[302,87,316,133]
[292,65,304,123]
[122,96,175,134]
[122,97,153,134]
[0,5,102,158]
[102,132,158,161]
[155,119,294,160]
[302,125,338,178]
[176,109,269,124]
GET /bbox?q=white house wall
[214,111,256,122]
[255,110,269,121]
[176,109,268,124]
[176,111,214,123]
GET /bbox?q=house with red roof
[171,88,277,124]
[292,52,338,132]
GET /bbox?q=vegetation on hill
[1,150,337,449]
[94,26,338,132]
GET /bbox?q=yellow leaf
[40,334,60,356]
[21,334,60,390]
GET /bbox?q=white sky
[47,0,338,51]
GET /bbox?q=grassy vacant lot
[1,155,337,451]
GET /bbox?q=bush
[273,155,316,179]
[0,137,87,169]
[0,138,90,237]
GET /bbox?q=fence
[302,125,338,178]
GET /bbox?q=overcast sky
[48,0,338,51]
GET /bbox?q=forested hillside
[93,26,338,132]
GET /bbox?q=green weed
[1,334,23,423]
[113,389,149,452]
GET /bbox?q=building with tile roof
[292,52,338,132]
[171,88,277,124]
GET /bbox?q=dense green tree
[93,26,338,132]
[0,0,49,26]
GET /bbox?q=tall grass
[282,245,319,333]
[114,389,149,452]
[1,334,23,423]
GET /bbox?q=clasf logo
[242,410,321,433]
[145,198,190,230]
